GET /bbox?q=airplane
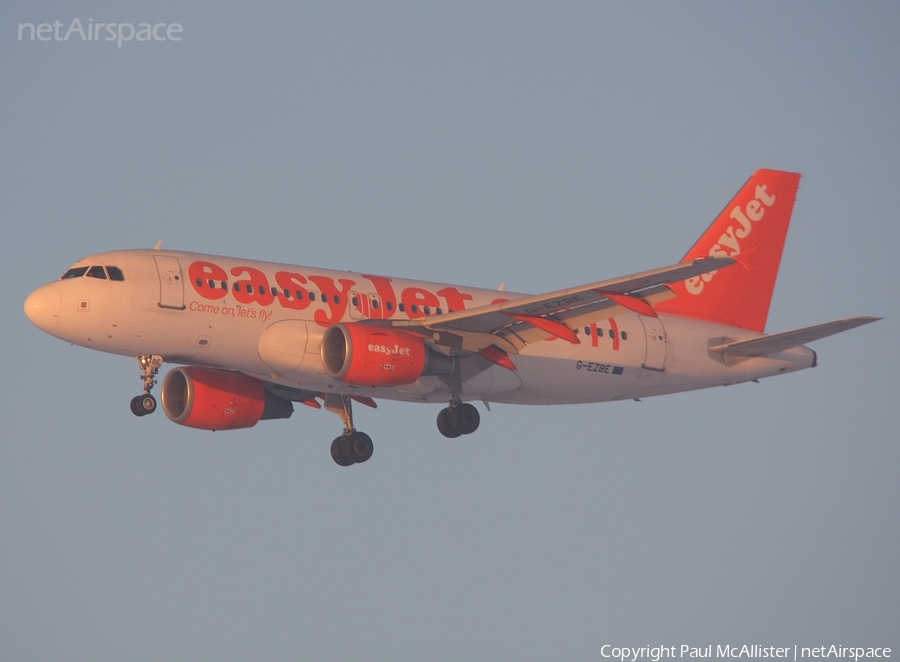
[24,169,879,466]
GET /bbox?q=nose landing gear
[437,400,480,438]
[130,354,163,417]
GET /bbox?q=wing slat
[408,258,733,342]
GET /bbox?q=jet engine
[321,323,454,387]
[161,366,293,431]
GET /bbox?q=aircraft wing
[388,257,736,353]
[708,316,881,357]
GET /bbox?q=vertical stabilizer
[655,169,801,332]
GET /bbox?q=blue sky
[2,3,898,660]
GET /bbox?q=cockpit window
[61,267,89,279]
[60,265,125,281]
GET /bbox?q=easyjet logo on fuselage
[187,260,475,327]
[685,184,777,295]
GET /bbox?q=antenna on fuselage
[153,240,163,250]
[498,281,507,291]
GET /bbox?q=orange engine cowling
[321,323,453,387]
[161,366,293,431]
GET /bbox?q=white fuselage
[25,249,816,405]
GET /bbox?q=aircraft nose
[24,284,62,333]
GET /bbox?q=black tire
[130,395,147,417]
[437,408,462,438]
[349,431,374,463]
[331,436,355,466]
[448,402,480,435]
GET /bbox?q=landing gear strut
[437,400,480,438]
[130,354,162,417]
[324,394,374,466]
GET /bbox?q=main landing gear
[322,395,482,466]
[324,394,374,466]
[322,395,481,465]
[436,400,480,438]
[130,354,163,417]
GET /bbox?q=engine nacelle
[321,323,453,387]
[161,366,293,431]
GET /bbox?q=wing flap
[409,257,735,339]
[491,286,676,350]
[709,316,881,357]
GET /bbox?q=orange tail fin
[655,169,801,332]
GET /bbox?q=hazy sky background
[2,2,898,660]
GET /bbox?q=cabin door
[154,255,185,310]
[639,316,667,371]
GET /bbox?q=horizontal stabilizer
[709,316,881,357]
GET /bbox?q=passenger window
[410,305,418,314]
[234,283,241,292]
[436,308,443,315]
[310,292,316,301]
[386,301,394,311]
[321,293,328,303]
[334,295,341,304]
[87,266,107,279]
[247,285,254,294]
[196,278,204,287]
[221,282,228,290]
[107,266,125,281]
[423,306,431,315]
[597,328,604,337]
[271,287,279,296]
[207,279,216,288]
[610,330,617,339]
[621,331,627,340]
[584,326,590,335]
[295,290,304,300]
[61,267,89,279]
[398,303,406,312]
[371,299,379,309]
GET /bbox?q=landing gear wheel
[437,408,462,438]
[348,431,374,463]
[331,436,355,466]
[331,431,374,466]
[130,394,157,417]
[140,394,157,415]
[437,403,481,437]
[448,402,480,435]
